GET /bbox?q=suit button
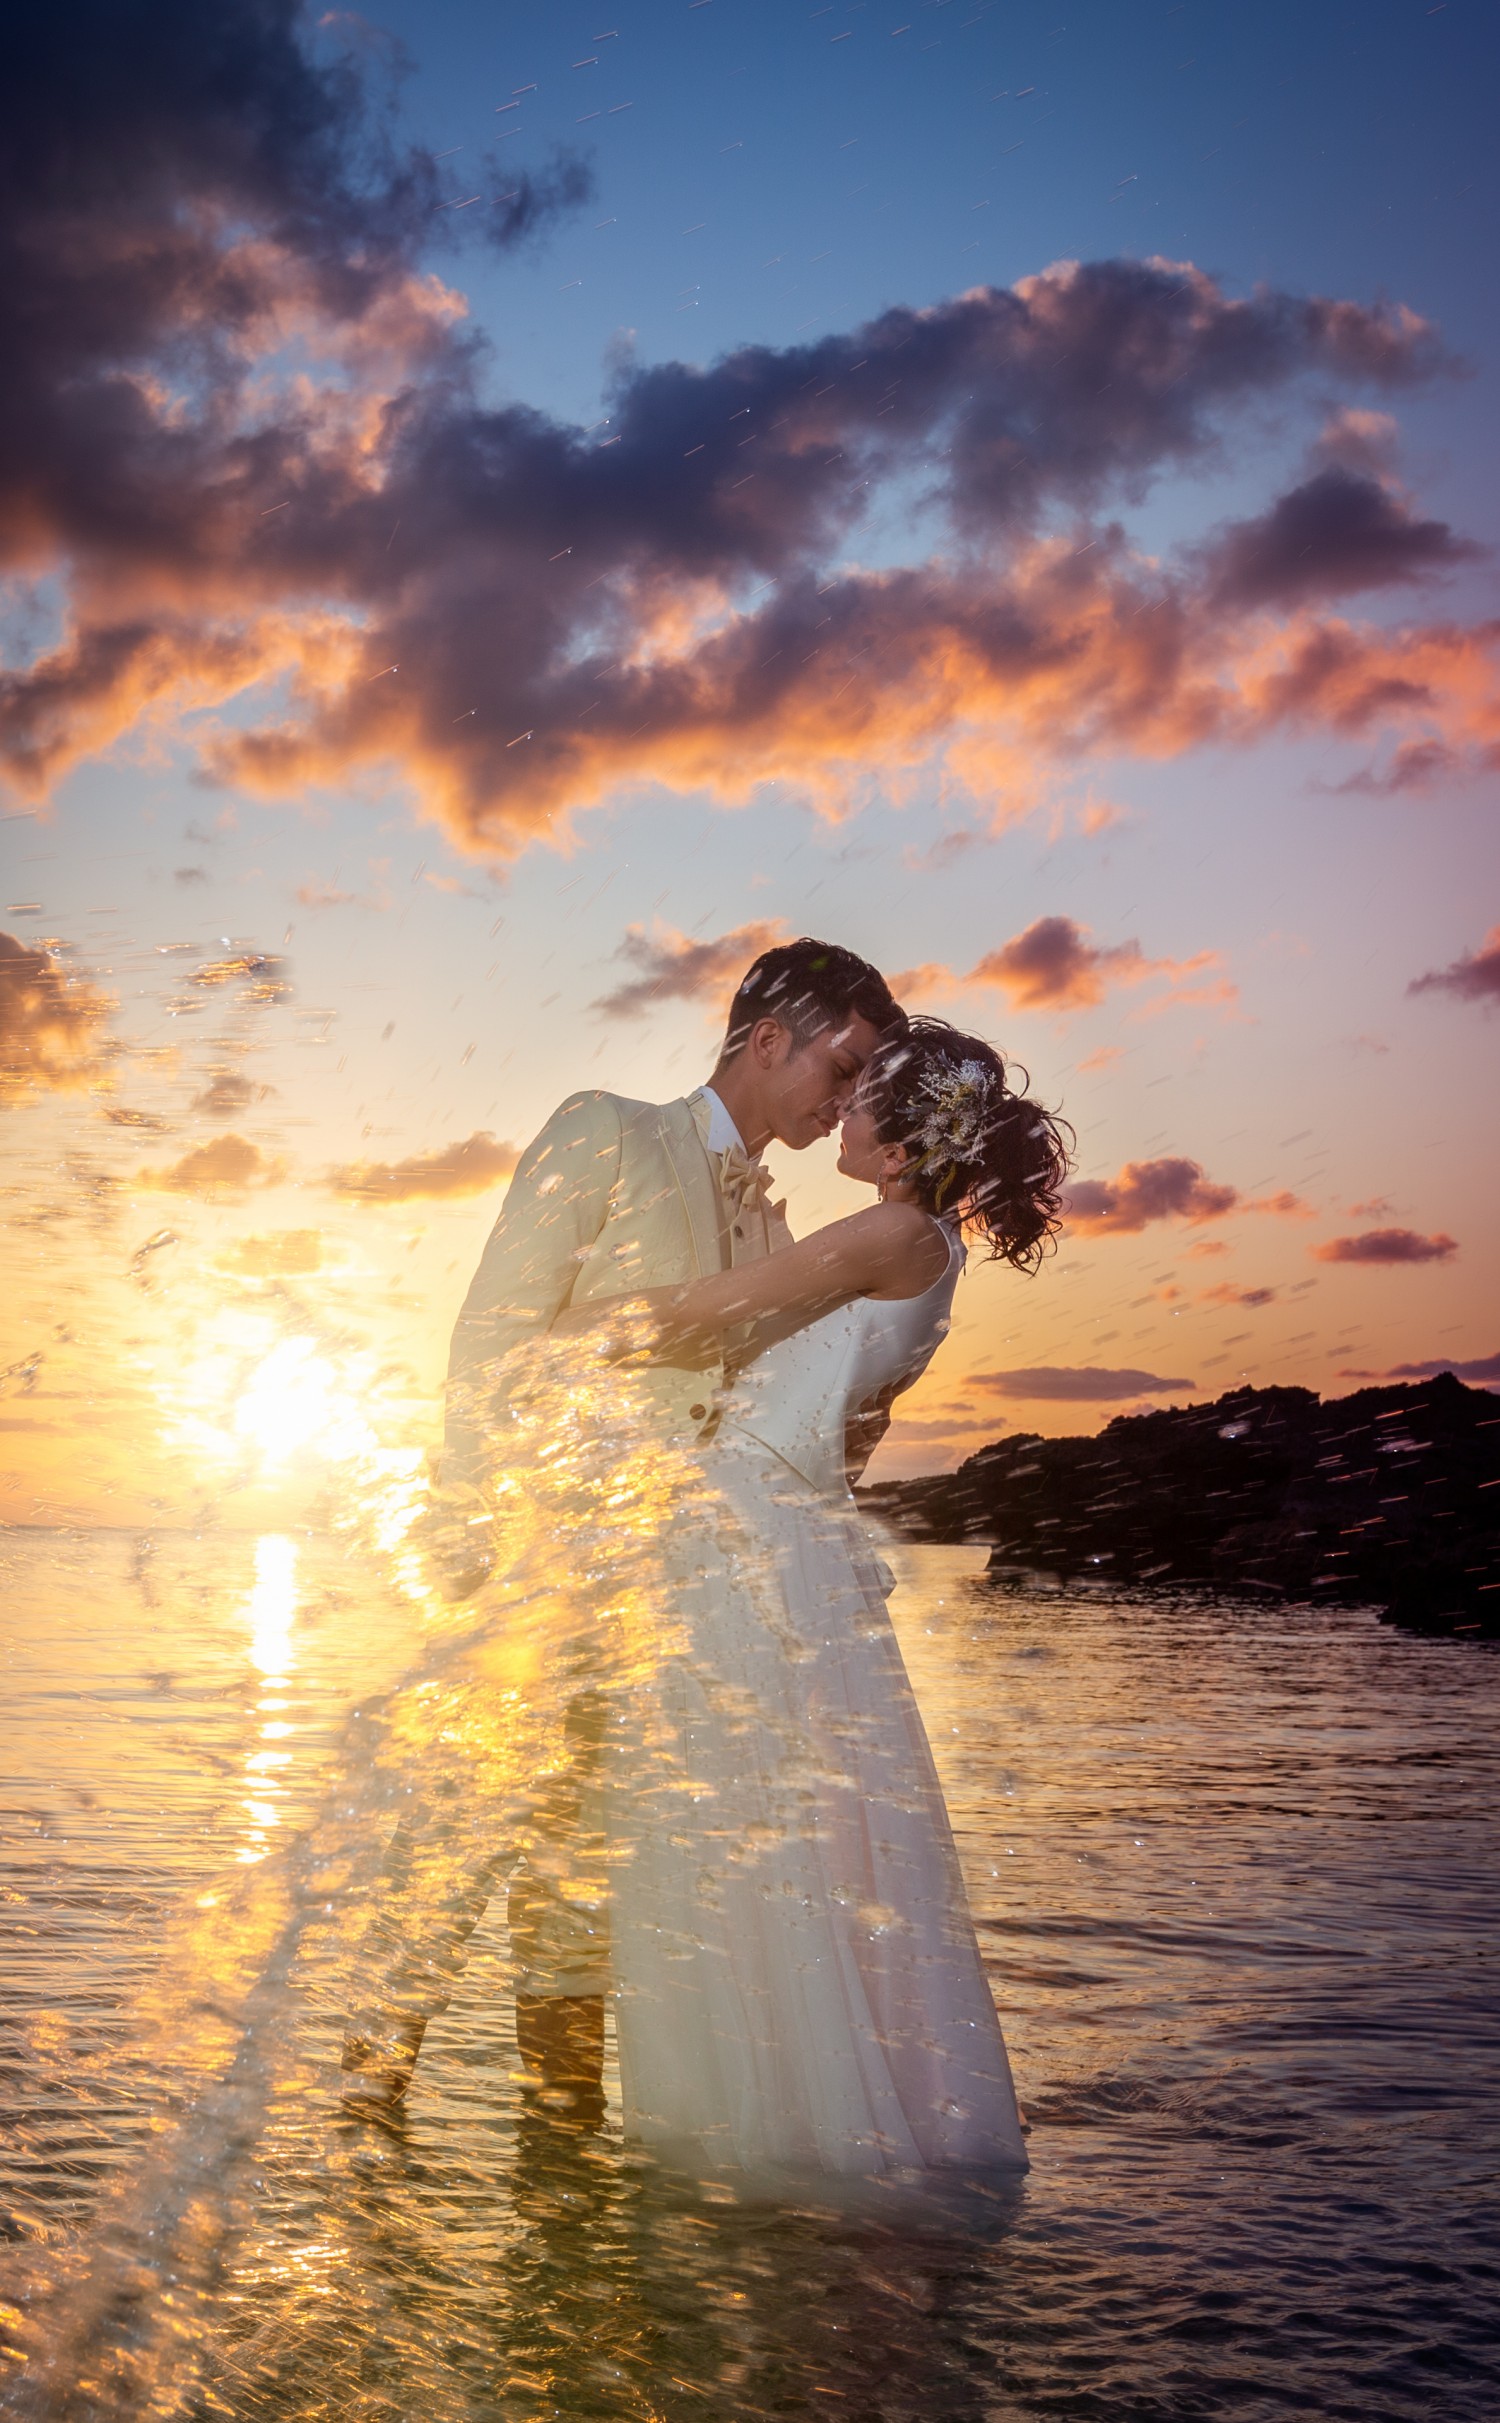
[689,1404,707,1421]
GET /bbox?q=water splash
[4,1330,708,2421]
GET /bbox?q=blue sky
[370,0,1498,473]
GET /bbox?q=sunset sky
[2,0,1497,1528]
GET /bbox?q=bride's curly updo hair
[862,1017,1073,1272]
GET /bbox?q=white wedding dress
[608,1221,1030,2189]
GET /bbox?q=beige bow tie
[716,1144,772,1221]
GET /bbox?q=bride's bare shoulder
[836,1201,950,1292]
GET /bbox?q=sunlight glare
[246,1533,298,1680]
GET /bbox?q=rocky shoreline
[863,1373,1500,1639]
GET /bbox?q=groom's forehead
[772,997,882,1059]
[824,1011,882,1059]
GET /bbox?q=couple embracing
[344,938,1069,2191]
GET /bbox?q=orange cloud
[1246,1189,1316,1218]
[0,932,113,1106]
[1067,1155,1240,1235]
[593,920,788,1019]
[139,1134,287,1194]
[1200,1282,1279,1308]
[199,561,1500,854]
[187,953,291,1003]
[329,1131,519,1202]
[1067,1159,1318,1237]
[888,962,955,1003]
[967,914,1223,1014]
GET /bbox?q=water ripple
[0,1532,1496,2420]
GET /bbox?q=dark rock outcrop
[862,1374,1500,1638]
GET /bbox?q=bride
[559,1017,1070,2186]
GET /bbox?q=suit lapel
[658,1098,728,1277]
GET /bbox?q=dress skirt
[607,1430,1029,2186]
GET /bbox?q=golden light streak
[239,1534,298,1863]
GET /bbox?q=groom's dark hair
[719,939,906,1060]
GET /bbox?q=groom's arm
[554,1201,948,1357]
[438,1092,622,1569]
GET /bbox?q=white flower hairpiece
[911,1056,996,1170]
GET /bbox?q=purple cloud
[1313,1227,1458,1265]
[972,1366,1196,1401]
[1408,925,1500,1008]
[1386,1349,1500,1382]
[1201,467,1479,610]
[1067,1155,1240,1234]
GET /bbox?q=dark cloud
[1387,1349,1500,1382]
[0,8,1486,853]
[192,1069,272,1119]
[1201,467,1480,610]
[1407,924,1500,1007]
[1312,1227,1458,1265]
[0,0,589,429]
[139,1132,286,1193]
[0,0,590,800]
[328,1130,519,1202]
[0,931,113,1105]
[972,1366,1195,1401]
[593,920,787,1019]
[1067,1155,1240,1235]
[1200,1282,1279,1309]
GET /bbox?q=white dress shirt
[696,1086,747,1156]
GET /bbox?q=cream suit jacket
[442,1088,788,1508]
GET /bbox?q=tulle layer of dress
[608,1430,1029,2190]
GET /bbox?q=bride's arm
[554,1203,946,1356]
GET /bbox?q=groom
[343,937,906,2117]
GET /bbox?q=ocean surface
[1,1527,1496,2421]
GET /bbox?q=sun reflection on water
[246,1534,298,1678]
[240,1534,298,1864]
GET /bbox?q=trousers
[347,1686,610,2063]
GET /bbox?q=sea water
[2,1529,1496,2420]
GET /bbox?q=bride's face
[836,1093,887,1186]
